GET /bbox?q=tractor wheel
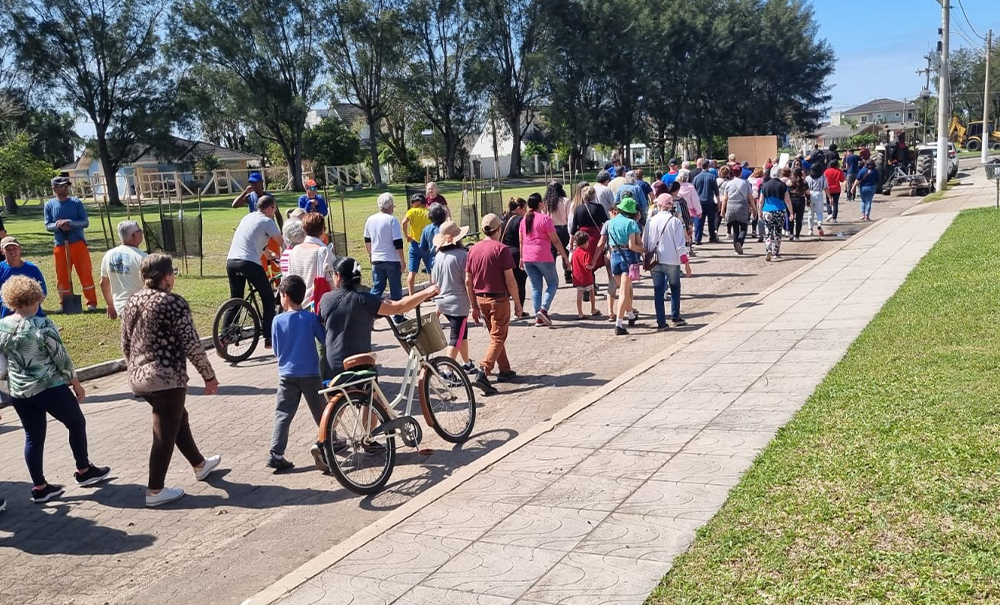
[992,143,1000,151]
[916,153,933,182]
[968,139,982,152]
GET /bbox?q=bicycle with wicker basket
[315,307,477,495]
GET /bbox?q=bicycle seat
[344,353,376,371]
[324,369,377,389]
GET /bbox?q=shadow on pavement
[0,485,157,556]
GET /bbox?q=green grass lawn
[4,180,546,367]
[647,208,1000,604]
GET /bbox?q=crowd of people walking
[0,148,876,511]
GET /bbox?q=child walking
[571,231,598,319]
[267,275,336,472]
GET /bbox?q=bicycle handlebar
[386,302,422,342]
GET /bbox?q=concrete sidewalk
[254,211,956,605]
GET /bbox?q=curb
[241,214,900,605]
[77,337,214,382]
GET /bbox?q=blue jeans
[651,264,682,326]
[524,261,559,314]
[371,261,403,301]
[859,186,875,217]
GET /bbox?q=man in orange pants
[44,176,98,310]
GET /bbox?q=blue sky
[813,0,1000,114]
[73,0,1000,138]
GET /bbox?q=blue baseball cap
[248,172,263,183]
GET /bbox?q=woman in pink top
[675,171,702,255]
[542,181,571,283]
[520,193,570,327]
[748,167,765,242]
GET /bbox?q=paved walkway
[262,211,956,605]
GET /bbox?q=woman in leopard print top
[121,254,223,507]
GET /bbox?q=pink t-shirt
[520,212,555,263]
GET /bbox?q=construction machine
[948,117,1000,152]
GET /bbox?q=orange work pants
[54,240,98,307]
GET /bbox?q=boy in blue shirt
[268,275,331,472]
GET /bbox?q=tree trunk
[507,114,523,178]
[291,136,305,191]
[4,192,17,215]
[96,131,122,206]
[444,125,460,180]
[367,117,382,185]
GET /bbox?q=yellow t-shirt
[404,207,430,242]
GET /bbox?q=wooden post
[340,188,348,251]
[198,191,204,276]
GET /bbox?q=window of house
[907,112,914,120]
[860,115,869,124]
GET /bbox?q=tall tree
[542,0,607,172]
[173,0,323,191]
[402,0,478,179]
[324,0,406,185]
[11,0,183,206]
[592,0,645,163]
[467,0,548,178]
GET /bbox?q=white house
[830,98,917,127]
[307,104,370,141]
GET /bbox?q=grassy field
[4,180,547,367]
[646,208,1000,604]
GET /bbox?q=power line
[955,0,986,41]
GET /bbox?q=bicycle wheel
[420,356,476,443]
[324,390,396,495]
[212,298,260,363]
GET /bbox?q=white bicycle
[315,307,477,495]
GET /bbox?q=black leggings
[12,385,90,486]
[509,249,527,308]
[553,225,570,279]
[226,259,276,340]
[790,197,806,237]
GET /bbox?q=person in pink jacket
[675,170,702,256]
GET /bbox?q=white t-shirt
[363,212,403,263]
[100,245,148,313]
[227,212,281,264]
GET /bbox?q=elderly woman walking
[122,254,222,507]
[719,166,754,254]
[287,212,337,311]
[644,195,692,330]
[520,193,570,327]
[0,276,111,503]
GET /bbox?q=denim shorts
[610,249,637,276]
[407,242,431,273]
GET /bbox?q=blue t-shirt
[43,197,89,245]
[693,171,719,204]
[247,190,273,213]
[857,167,880,188]
[843,154,861,176]
[419,223,441,266]
[605,214,640,248]
[741,167,752,180]
[760,179,789,213]
[297,194,328,216]
[271,309,325,377]
[661,171,678,187]
[0,261,47,318]
[615,184,648,216]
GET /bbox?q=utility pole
[917,55,933,142]
[981,29,992,165]
[936,0,950,193]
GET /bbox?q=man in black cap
[44,176,98,310]
[661,159,680,187]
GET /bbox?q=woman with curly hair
[0,275,110,504]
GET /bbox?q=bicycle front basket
[394,313,448,357]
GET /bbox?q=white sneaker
[146,486,185,507]
[194,455,222,481]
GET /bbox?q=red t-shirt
[466,238,513,295]
[427,194,448,207]
[823,168,844,194]
[571,247,595,287]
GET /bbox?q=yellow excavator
[948,117,1000,152]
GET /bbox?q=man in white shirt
[100,221,148,319]
[363,193,406,315]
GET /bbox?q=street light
[920,87,931,143]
